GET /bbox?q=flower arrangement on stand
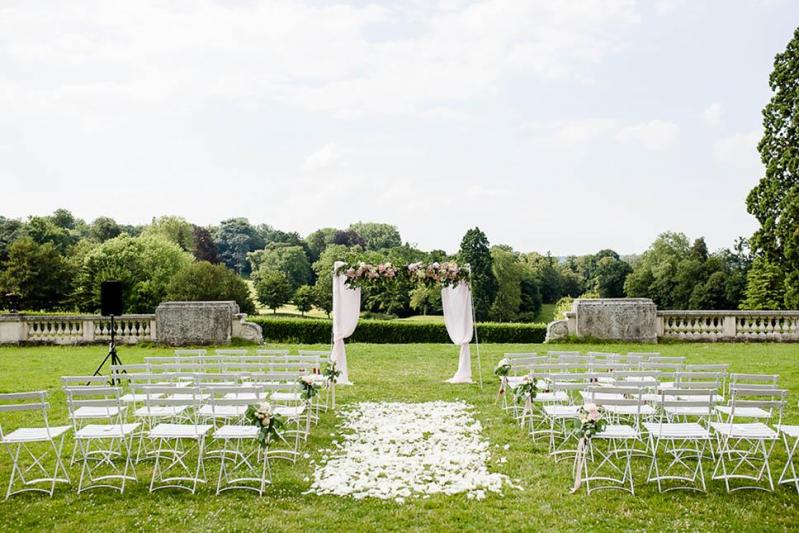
[493,358,511,405]
[245,401,284,448]
[298,375,321,436]
[570,402,607,493]
[513,375,539,428]
[323,362,342,410]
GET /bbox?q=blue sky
[1,0,797,255]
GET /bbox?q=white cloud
[302,143,343,172]
[714,130,761,165]
[0,0,641,120]
[615,120,679,150]
[702,102,724,126]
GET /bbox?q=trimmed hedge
[249,317,547,344]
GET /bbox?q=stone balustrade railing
[0,314,158,345]
[657,310,799,342]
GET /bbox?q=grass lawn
[0,342,798,531]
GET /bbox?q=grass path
[0,342,798,531]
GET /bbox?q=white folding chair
[62,375,127,465]
[66,386,139,493]
[710,386,786,492]
[145,386,213,493]
[213,395,275,495]
[644,389,715,492]
[580,389,644,495]
[778,422,799,493]
[0,391,71,499]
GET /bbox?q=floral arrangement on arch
[245,401,284,448]
[336,261,469,289]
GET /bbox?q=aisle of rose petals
[307,401,519,503]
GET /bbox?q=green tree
[0,237,75,311]
[347,222,402,250]
[0,216,23,262]
[489,246,522,322]
[458,227,497,321]
[409,285,442,315]
[214,218,265,275]
[24,215,77,253]
[311,244,358,319]
[742,257,786,309]
[745,27,799,308]
[305,227,339,263]
[255,270,293,314]
[624,232,691,308]
[191,225,219,263]
[142,216,195,252]
[592,255,633,298]
[76,234,192,313]
[166,261,255,314]
[293,285,316,316]
[89,217,121,242]
[249,244,312,290]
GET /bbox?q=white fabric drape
[331,261,360,385]
[442,281,474,383]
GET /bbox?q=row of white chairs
[0,365,329,499]
[498,362,799,495]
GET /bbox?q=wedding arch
[329,260,483,388]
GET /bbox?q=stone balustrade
[0,301,264,345]
[657,310,799,341]
[0,314,157,345]
[546,299,799,343]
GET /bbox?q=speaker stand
[92,315,124,384]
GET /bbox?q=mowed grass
[0,342,798,532]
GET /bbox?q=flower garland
[335,261,469,289]
[245,401,284,448]
[299,375,321,401]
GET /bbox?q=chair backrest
[727,386,787,426]
[586,386,645,415]
[206,385,266,411]
[194,372,243,387]
[674,371,723,390]
[110,363,150,374]
[256,349,290,356]
[656,388,716,423]
[246,371,303,384]
[0,391,51,440]
[547,351,581,357]
[626,352,660,359]
[64,386,126,426]
[175,349,207,356]
[138,385,207,411]
[61,375,113,389]
[215,349,248,356]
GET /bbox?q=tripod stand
[92,315,124,384]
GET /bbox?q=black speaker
[100,281,123,316]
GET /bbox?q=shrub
[249,316,547,344]
[166,261,255,314]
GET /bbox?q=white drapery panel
[442,281,474,383]
[331,261,360,385]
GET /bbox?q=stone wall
[156,301,239,346]
[545,299,799,343]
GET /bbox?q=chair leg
[779,434,799,493]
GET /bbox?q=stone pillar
[573,298,658,343]
[722,315,737,339]
[156,301,239,346]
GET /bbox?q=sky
[1,0,797,256]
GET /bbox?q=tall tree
[214,218,265,275]
[89,217,121,242]
[249,244,312,290]
[489,246,522,322]
[745,26,799,309]
[347,222,402,250]
[0,237,75,311]
[458,227,497,321]
[142,215,195,252]
[254,270,293,314]
[191,225,219,263]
